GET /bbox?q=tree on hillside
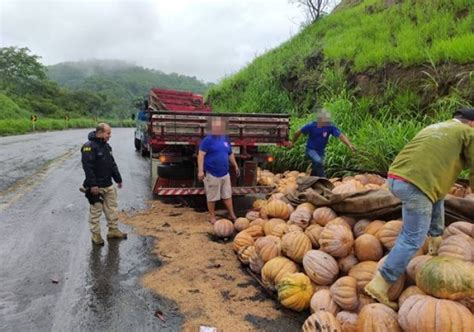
[290,0,339,23]
[0,47,46,88]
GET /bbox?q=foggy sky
[0,0,306,82]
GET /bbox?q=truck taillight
[266,156,274,163]
[159,155,167,163]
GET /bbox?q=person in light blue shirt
[290,110,355,177]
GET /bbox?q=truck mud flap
[153,186,274,196]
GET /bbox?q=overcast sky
[0,0,307,82]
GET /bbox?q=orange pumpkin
[326,217,353,230]
[296,202,316,214]
[330,276,358,311]
[364,220,386,237]
[264,200,291,220]
[261,256,299,290]
[338,253,359,275]
[336,311,358,332]
[305,224,324,248]
[243,225,265,239]
[252,199,268,210]
[303,250,339,285]
[213,219,234,238]
[255,235,281,262]
[310,289,340,315]
[237,245,256,265]
[398,285,425,308]
[288,209,312,229]
[233,231,255,252]
[312,207,337,226]
[438,234,473,262]
[377,220,403,250]
[357,303,400,332]
[399,295,473,332]
[268,222,289,238]
[249,250,264,274]
[234,217,250,232]
[353,219,371,237]
[281,231,312,263]
[354,234,383,262]
[356,294,376,313]
[442,221,473,239]
[348,261,378,293]
[245,210,260,221]
[319,223,354,257]
[303,311,341,332]
[249,218,267,228]
[263,218,286,235]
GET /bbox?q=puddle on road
[120,200,305,331]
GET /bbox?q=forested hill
[48,60,211,94]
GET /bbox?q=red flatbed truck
[136,88,290,196]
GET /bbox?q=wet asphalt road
[0,129,183,331]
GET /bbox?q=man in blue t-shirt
[290,110,355,177]
[198,117,240,224]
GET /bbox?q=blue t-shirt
[301,122,341,155]
[199,135,232,177]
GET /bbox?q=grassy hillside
[208,0,474,175]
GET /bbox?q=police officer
[81,123,127,245]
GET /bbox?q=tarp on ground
[282,176,473,223]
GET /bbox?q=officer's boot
[91,232,105,246]
[428,236,443,256]
[365,271,398,310]
[107,228,128,240]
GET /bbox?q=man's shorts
[203,173,232,202]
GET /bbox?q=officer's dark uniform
[81,131,123,236]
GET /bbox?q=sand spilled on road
[121,200,303,331]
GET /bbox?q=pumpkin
[249,250,264,273]
[263,218,286,235]
[312,207,337,226]
[354,174,369,185]
[438,234,473,262]
[339,216,356,228]
[249,218,267,228]
[310,289,339,315]
[305,224,324,248]
[233,231,254,252]
[348,261,377,293]
[245,210,260,221]
[268,222,289,238]
[234,217,250,232]
[329,276,358,310]
[353,219,371,237]
[276,272,313,311]
[365,184,381,190]
[377,257,406,301]
[264,200,291,220]
[377,220,403,250]
[252,199,268,210]
[281,231,312,263]
[366,174,386,186]
[326,217,353,230]
[406,255,431,282]
[398,286,425,308]
[357,303,400,332]
[213,219,234,238]
[269,192,285,201]
[356,294,376,313]
[354,234,383,262]
[288,209,312,229]
[332,181,364,195]
[303,311,341,332]
[303,250,339,285]
[399,295,473,332]
[286,224,304,233]
[319,223,354,257]
[255,235,281,262]
[261,256,299,290]
[364,220,386,237]
[416,256,474,300]
[237,245,256,265]
[336,311,358,332]
[338,253,359,275]
[243,225,265,239]
[442,221,473,239]
[296,202,316,214]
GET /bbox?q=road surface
[0,129,183,331]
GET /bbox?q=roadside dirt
[120,201,304,331]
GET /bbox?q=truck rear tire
[157,163,194,180]
[134,138,141,151]
[140,142,149,157]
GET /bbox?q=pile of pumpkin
[213,196,473,331]
[448,183,473,199]
[256,168,389,195]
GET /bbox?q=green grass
[0,118,134,136]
